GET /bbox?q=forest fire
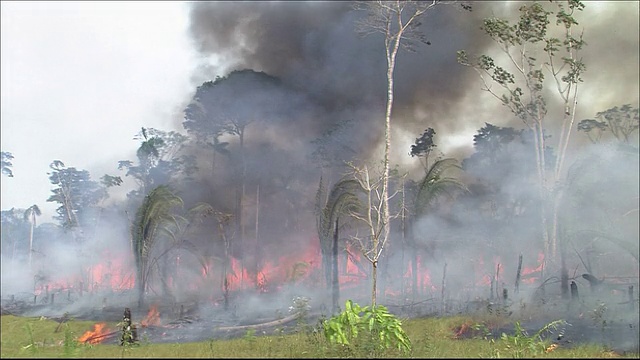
[28,236,549,308]
[87,257,135,292]
[78,322,110,344]
[141,304,161,327]
[521,253,545,284]
[33,252,135,298]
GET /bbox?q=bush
[322,299,412,356]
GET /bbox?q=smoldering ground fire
[1,0,638,353]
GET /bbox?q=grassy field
[1,313,637,358]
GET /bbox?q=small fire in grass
[78,322,110,344]
[141,304,161,327]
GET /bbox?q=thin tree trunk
[441,262,447,314]
[28,218,34,270]
[236,129,246,288]
[332,218,340,314]
[400,179,406,299]
[217,218,231,311]
[410,219,418,302]
[515,253,523,294]
[255,184,260,287]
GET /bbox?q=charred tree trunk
[515,253,523,294]
[137,270,145,310]
[331,218,340,314]
[559,227,569,299]
[235,130,246,288]
[409,218,418,302]
[218,220,231,311]
[254,184,260,288]
[121,307,137,345]
[441,262,447,314]
[582,273,602,291]
[570,281,578,300]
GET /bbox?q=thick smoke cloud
[181,0,638,328]
[187,1,497,166]
[187,1,638,162]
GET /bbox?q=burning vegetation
[1,0,638,354]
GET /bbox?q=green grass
[1,314,637,358]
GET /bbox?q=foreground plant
[322,299,411,355]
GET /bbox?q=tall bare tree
[353,1,467,305]
[344,161,405,307]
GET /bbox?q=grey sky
[1,1,208,220]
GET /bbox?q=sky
[1,1,211,220]
[1,1,639,223]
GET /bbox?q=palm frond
[131,185,184,290]
[415,158,467,216]
[316,177,364,285]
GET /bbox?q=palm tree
[315,176,363,313]
[413,158,467,217]
[409,158,467,299]
[131,185,183,309]
[23,205,41,270]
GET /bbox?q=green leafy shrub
[322,299,412,356]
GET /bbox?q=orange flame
[78,322,109,344]
[141,304,161,327]
[521,252,545,284]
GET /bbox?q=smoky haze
[1,1,637,350]
[181,0,638,335]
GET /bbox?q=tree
[463,123,554,213]
[183,69,286,281]
[413,158,467,218]
[310,119,358,184]
[342,161,406,307]
[578,104,640,144]
[409,127,438,171]
[1,151,14,177]
[457,1,587,289]
[569,105,639,270]
[1,208,29,261]
[47,160,108,238]
[23,204,41,271]
[561,145,639,268]
[405,158,466,299]
[118,127,195,201]
[315,176,363,313]
[353,2,469,306]
[131,185,184,309]
[186,202,234,310]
